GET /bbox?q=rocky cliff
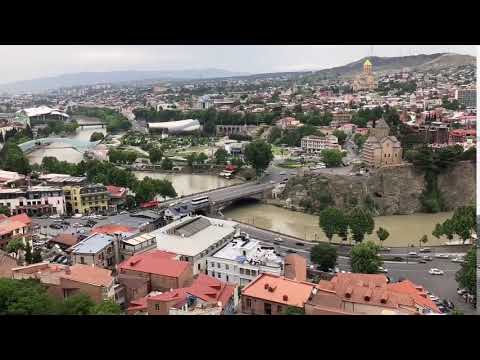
[281,161,475,216]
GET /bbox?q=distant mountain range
[306,53,476,79]
[0,68,250,93]
[0,52,475,94]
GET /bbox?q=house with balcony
[0,186,65,216]
[68,233,116,269]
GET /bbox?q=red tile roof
[118,250,190,278]
[51,233,80,247]
[387,280,440,313]
[91,224,137,235]
[106,185,127,198]
[0,213,32,236]
[8,213,32,225]
[61,264,113,287]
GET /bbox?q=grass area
[277,160,303,169]
[271,145,286,156]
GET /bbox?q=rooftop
[68,233,114,254]
[151,216,237,257]
[118,250,190,278]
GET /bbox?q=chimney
[65,267,71,275]
[283,295,288,301]
[264,283,269,290]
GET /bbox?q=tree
[310,243,337,271]
[196,152,208,164]
[6,238,25,260]
[61,293,95,315]
[214,148,229,164]
[89,132,105,142]
[91,300,123,315]
[348,207,375,243]
[376,227,390,248]
[432,223,443,241]
[350,241,383,274]
[244,140,274,176]
[455,248,476,295]
[149,147,163,164]
[353,133,368,151]
[186,152,198,167]
[319,208,347,243]
[321,149,346,168]
[32,248,42,264]
[333,130,347,146]
[24,242,32,265]
[0,205,10,216]
[282,306,305,315]
[161,157,173,170]
[419,234,428,248]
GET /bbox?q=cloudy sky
[0,45,476,84]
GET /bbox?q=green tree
[214,148,229,164]
[419,234,428,248]
[333,130,347,146]
[149,147,163,164]
[282,306,305,315]
[89,132,105,142]
[244,140,274,176]
[6,238,25,260]
[32,248,42,264]
[455,248,476,295]
[161,157,173,170]
[348,207,375,243]
[376,227,390,248]
[196,152,208,164]
[91,299,123,315]
[186,152,198,167]
[353,133,368,151]
[321,149,346,168]
[310,243,337,271]
[61,293,95,315]
[24,242,32,265]
[432,223,443,241]
[319,208,347,243]
[350,241,383,274]
[0,205,10,216]
[0,141,31,175]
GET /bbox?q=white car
[451,257,465,263]
[428,295,440,302]
[407,252,418,257]
[429,268,444,275]
[436,254,450,259]
[73,213,83,218]
[378,267,388,273]
[49,214,60,219]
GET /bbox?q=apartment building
[63,183,109,215]
[301,135,341,153]
[206,236,283,286]
[0,213,32,251]
[150,216,238,274]
[0,186,65,216]
[68,233,116,269]
[455,88,476,108]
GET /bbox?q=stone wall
[281,161,476,216]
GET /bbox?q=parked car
[429,268,444,275]
[418,259,427,264]
[73,213,83,218]
[120,211,128,215]
[407,252,418,257]
[419,248,431,253]
[436,254,449,259]
[423,255,433,261]
[295,242,305,247]
[378,267,388,273]
[49,214,60,219]
[451,257,465,263]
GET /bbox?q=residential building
[0,249,17,278]
[68,233,116,269]
[106,185,128,213]
[117,250,193,302]
[49,233,80,251]
[151,215,238,274]
[0,186,65,216]
[206,236,283,286]
[11,263,119,304]
[416,121,449,145]
[361,119,402,168]
[301,135,341,153]
[331,112,353,126]
[304,273,441,315]
[216,124,258,137]
[127,273,236,315]
[0,170,26,188]
[0,213,32,251]
[224,141,249,157]
[62,183,109,215]
[276,117,302,130]
[455,88,476,108]
[241,273,316,315]
[449,129,476,145]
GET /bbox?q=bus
[190,196,209,205]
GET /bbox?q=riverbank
[223,201,456,247]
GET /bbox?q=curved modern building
[147,119,201,134]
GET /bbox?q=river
[223,202,455,247]
[133,171,243,197]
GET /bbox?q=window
[225,264,229,270]
[277,305,283,313]
[251,270,257,277]
[211,271,215,277]
[155,304,160,311]
[264,303,272,315]
[217,272,221,279]
[246,298,252,308]
[217,262,220,268]
[226,275,229,282]
[198,263,201,270]
[80,256,85,264]
[210,262,214,268]
[245,269,251,276]
[239,268,245,275]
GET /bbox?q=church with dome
[361,118,403,168]
[353,59,377,92]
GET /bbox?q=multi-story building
[331,112,353,126]
[63,183,109,215]
[106,185,128,213]
[0,213,32,251]
[216,124,258,137]
[0,170,26,188]
[455,88,476,108]
[449,129,477,145]
[206,236,283,286]
[361,119,402,168]
[416,121,449,145]
[68,233,116,269]
[301,135,340,153]
[150,216,238,275]
[0,186,65,216]
[276,117,302,130]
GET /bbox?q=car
[269,180,275,184]
[49,214,60,219]
[295,242,305,247]
[286,249,296,254]
[423,255,433,261]
[407,252,418,257]
[442,300,455,310]
[429,268,444,275]
[52,254,62,262]
[120,211,128,215]
[457,288,467,295]
[279,172,287,176]
[428,295,440,302]
[419,248,431,253]
[418,260,427,264]
[437,305,449,314]
[379,247,391,252]
[56,256,66,263]
[61,257,69,265]
[436,254,449,259]
[451,257,465,263]
[378,267,388,273]
[73,213,83,218]
[73,222,81,227]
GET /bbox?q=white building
[206,236,283,286]
[151,216,238,274]
[0,186,66,216]
[147,119,200,134]
[301,135,341,153]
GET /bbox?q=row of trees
[71,107,131,133]
[318,207,375,243]
[0,279,122,315]
[37,120,79,137]
[109,149,139,164]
